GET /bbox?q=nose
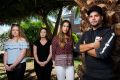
[92,16,95,20]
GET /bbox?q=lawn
[0,56,81,80]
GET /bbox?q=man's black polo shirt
[76,25,116,79]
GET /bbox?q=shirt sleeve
[33,40,39,46]
[96,30,116,59]
[52,37,58,60]
[19,40,29,49]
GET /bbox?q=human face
[11,26,19,37]
[88,11,103,27]
[40,29,47,38]
[62,22,70,34]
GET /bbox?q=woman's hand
[38,61,48,67]
[38,62,45,67]
[9,64,16,71]
[5,65,13,71]
[43,61,48,65]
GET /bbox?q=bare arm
[33,45,40,64]
[3,52,8,67]
[80,43,94,52]
[80,39,101,57]
[46,45,52,63]
[87,49,97,57]
[80,32,115,59]
[3,52,12,71]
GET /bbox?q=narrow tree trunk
[42,16,52,39]
[42,16,51,31]
[52,7,63,38]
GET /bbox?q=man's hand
[94,36,102,49]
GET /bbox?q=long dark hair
[57,20,72,48]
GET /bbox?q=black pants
[113,63,120,80]
[83,74,113,80]
[6,62,26,80]
[34,61,52,80]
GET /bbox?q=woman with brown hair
[3,23,28,80]
[52,20,74,80]
[33,28,53,80]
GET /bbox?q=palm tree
[74,0,120,32]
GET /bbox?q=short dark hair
[87,5,104,16]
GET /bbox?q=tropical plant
[0,32,9,51]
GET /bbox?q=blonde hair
[9,23,26,40]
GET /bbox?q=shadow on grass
[26,57,34,62]
[0,72,7,80]
[24,69,36,80]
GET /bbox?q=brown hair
[39,28,49,39]
[9,23,26,40]
[57,20,72,48]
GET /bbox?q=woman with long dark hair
[52,20,74,80]
[33,28,53,80]
[3,23,28,80]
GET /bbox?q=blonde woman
[3,24,28,80]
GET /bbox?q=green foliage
[23,26,40,43]
[0,32,9,51]
[20,16,54,43]
[20,18,43,43]
[72,33,79,44]
[21,17,44,28]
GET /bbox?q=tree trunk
[42,16,50,31]
[42,16,52,39]
[52,7,63,38]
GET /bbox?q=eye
[95,15,99,17]
[63,25,69,27]
[89,15,93,18]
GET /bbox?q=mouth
[91,21,98,24]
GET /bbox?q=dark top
[76,25,116,79]
[112,36,120,63]
[34,39,53,66]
